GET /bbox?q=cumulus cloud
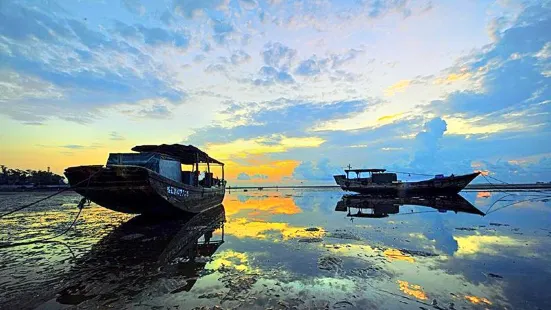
[252,173,269,179]
[254,66,295,85]
[409,117,447,170]
[262,42,296,70]
[231,50,251,65]
[205,63,227,74]
[212,20,234,44]
[429,4,551,117]
[237,172,251,180]
[295,57,325,76]
[292,158,340,181]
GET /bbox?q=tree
[0,165,65,185]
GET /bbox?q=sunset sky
[1,0,550,184]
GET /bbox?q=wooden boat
[334,169,479,195]
[55,206,225,307]
[335,194,485,218]
[64,144,225,215]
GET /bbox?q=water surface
[1,189,550,309]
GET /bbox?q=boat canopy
[132,144,224,165]
[345,168,386,173]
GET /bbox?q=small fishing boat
[64,144,225,215]
[334,169,479,195]
[334,194,485,218]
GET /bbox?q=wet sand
[1,189,550,309]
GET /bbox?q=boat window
[106,153,160,171]
[159,158,182,182]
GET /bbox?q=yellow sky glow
[384,80,411,96]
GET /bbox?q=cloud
[112,22,190,48]
[109,132,125,141]
[384,79,411,96]
[262,42,296,70]
[212,20,234,44]
[135,105,172,119]
[114,98,177,119]
[237,172,251,180]
[185,98,369,153]
[61,145,86,150]
[231,50,251,65]
[59,143,101,150]
[473,157,551,183]
[409,117,447,170]
[239,0,258,10]
[362,0,412,19]
[292,158,340,181]
[205,63,227,74]
[429,4,551,117]
[487,16,509,42]
[254,66,295,85]
[205,134,325,160]
[121,0,146,15]
[251,173,268,179]
[295,57,324,76]
[330,49,365,69]
[173,0,228,18]
[0,2,188,124]
[193,54,206,63]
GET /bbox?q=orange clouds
[384,249,415,263]
[397,280,428,300]
[465,295,492,305]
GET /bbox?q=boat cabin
[106,144,224,187]
[344,168,398,184]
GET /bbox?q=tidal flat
[1,189,550,309]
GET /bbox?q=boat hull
[334,172,480,195]
[64,165,225,215]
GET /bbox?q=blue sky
[0,0,550,184]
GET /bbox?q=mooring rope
[0,198,86,249]
[0,170,98,248]
[0,169,101,219]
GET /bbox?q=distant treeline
[0,165,65,186]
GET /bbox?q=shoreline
[1,183,549,193]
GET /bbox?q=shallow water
[1,189,550,309]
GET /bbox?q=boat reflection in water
[335,194,485,218]
[55,205,226,307]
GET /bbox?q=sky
[0,0,550,185]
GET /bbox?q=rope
[0,198,87,249]
[486,195,551,215]
[0,169,97,249]
[486,175,508,184]
[0,169,101,219]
